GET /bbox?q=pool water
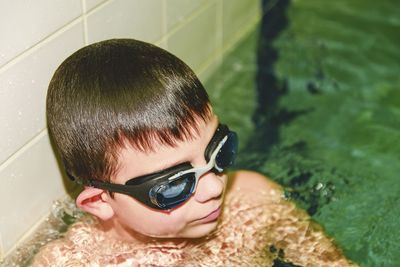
[205,0,400,266]
[2,1,399,266]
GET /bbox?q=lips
[197,206,222,223]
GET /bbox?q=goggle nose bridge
[166,135,228,182]
[151,135,229,208]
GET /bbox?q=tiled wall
[0,0,261,257]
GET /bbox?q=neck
[98,217,189,247]
[98,217,151,244]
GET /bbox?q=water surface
[205,0,400,266]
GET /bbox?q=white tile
[85,0,108,12]
[86,0,163,44]
[198,56,222,85]
[0,134,66,254]
[0,233,3,260]
[167,3,218,72]
[0,0,82,67]
[222,0,260,46]
[166,0,209,31]
[0,22,85,164]
[154,38,168,51]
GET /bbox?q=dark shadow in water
[270,245,302,267]
[253,0,291,124]
[237,0,311,170]
[253,0,314,149]
[235,0,328,218]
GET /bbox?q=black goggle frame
[67,123,238,210]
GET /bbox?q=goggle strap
[127,162,192,185]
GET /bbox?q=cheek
[112,195,189,237]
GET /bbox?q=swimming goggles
[68,123,238,210]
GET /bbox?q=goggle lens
[151,173,196,209]
[215,132,238,171]
[78,124,239,210]
[152,131,238,209]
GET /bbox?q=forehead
[113,115,219,183]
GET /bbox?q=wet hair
[47,39,211,182]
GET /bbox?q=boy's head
[47,39,237,239]
[47,39,211,183]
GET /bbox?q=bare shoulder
[30,238,71,267]
[227,170,283,199]
[30,216,96,266]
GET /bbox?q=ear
[76,187,115,221]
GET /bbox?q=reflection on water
[3,187,355,266]
[207,0,400,266]
[0,199,84,266]
[2,0,399,266]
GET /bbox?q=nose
[194,171,224,203]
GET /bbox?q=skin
[77,114,248,242]
[32,113,357,266]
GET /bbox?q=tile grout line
[219,12,262,57]
[161,0,167,49]
[0,232,3,262]
[196,12,262,78]
[0,17,83,75]
[2,196,66,257]
[0,129,48,173]
[162,0,216,41]
[0,0,117,74]
[1,1,264,259]
[81,0,89,44]
[84,0,115,17]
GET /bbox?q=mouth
[196,206,222,224]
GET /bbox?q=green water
[205,0,400,266]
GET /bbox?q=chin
[180,221,220,238]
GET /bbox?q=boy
[32,39,355,266]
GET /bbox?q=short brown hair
[47,39,211,182]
